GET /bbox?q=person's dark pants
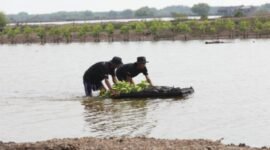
[83,80,103,96]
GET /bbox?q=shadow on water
[80,96,190,137]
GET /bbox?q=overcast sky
[1,0,269,14]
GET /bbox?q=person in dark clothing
[83,56,123,96]
[116,56,153,86]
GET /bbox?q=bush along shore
[1,137,270,150]
[1,17,270,44]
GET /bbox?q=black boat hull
[111,86,194,99]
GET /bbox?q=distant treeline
[7,6,192,23]
[6,4,270,23]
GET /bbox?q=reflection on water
[81,98,157,137]
[81,97,190,138]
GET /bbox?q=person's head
[110,56,123,68]
[136,56,148,69]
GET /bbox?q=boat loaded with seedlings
[100,81,194,99]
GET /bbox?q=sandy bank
[1,137,269,150]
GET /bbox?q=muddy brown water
[0,39,270,147]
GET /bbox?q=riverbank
[1,137,269,150]
[0,31,269,45]
[1,16,270,44]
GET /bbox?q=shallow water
[0,39,270,147]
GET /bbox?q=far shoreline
[0,35,270,46]
[2,16,270,45]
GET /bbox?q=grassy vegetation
[1,17,270,44]
[100,81,150,98]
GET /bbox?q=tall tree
[224,19,235,38]
[61,26,72,43]
[135,7,157,18]
[149,20,172,40]
[105,23,115,41]
[135,22,146,40]
[23,26,33,43]
[36,26,46,44]
[262,21,270,37]
[239,20,250,38]
[91,24,102,42]
[5,27,20,44]
[258,3,270,12]
[49,27,61,43]
[120,24,130,41]
[253,19,264,38]
[0,12,8,31]
[120,9,134,18]
[108,11,118,19]
[175,23,191,40]
[191,3,210,19]
[78,24,91,42]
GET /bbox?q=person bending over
[116,56,153,86]
[83,56,123,96]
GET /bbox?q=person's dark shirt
[83,62,115,83]
[116,63,148,80]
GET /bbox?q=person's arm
[145,75,153,86]
[143,67,153,86]
[104,79,113,91]
[112,75,118,84]
[104,79,118,96]
[110,67,117,84]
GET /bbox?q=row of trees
[8,3,270,23]
[7,6,192,23]
[1,18,270,43]
[6,4,212,23]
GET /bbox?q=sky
[1,0,269,14]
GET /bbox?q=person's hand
[110,89,119,96]
[99,89,106,95]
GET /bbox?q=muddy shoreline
[1,31,270,45]
[1,137,269,150]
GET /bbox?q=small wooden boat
[111,86,194,99]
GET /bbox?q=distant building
[218,6,240,17]
[218,6,257,17]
